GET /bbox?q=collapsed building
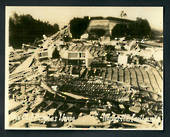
[60,48,93,68]
[7,22,163,129]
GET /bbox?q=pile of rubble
[8,59,163,129]
[7,28,163,129]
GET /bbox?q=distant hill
[90,16,134,23]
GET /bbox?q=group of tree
[9,13,59,49]
[69,16,152,40]
[111,18,152,39]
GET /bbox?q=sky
[6,6,163,31]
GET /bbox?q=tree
[53,24,59,32]
[128,18,152,38]
[9,13,59,49]
[136,18,152,38]
[69,17,90,39]
[111,23,128,38]
[89,29,106,40]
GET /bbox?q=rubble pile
[8,27,163,129]
[60,76,162,116]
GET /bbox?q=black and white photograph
[5,6,163,130]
